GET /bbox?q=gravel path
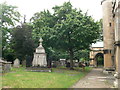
[72,68,115,88]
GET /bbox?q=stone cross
[39,38,43,47]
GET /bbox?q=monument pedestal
[32,38,47,67]
[114,72,120,88]
[29,38,52,72]
[114,46,120,88]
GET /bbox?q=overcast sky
[1,0,103,22]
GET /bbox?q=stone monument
[0,59,12,73]
[59,59,66,66]
[32,38,47,67]
[13,58,20,68]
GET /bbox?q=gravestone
[74,62,79,67]
[56,61,61,67]
[13,58,20,68]
[32,38,47,67]
[51,61,57,68]
[73,60,79,67]
[22,60,26,67]
[59,59,66,66]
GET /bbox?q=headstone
[4,61,12,72]
[51,61,61,68]
[73,60,79,67]
[13,58,20,68]
[22,60,26,67]
[32,38,47,67]
[56,61,61,67]
[51,61,57,68]
[60,59,66,66]
[74,62,79,67]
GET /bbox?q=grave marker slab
[13,58,20,68]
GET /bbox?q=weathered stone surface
[74,62,79,67]
[102,0,115,69]
[114,72,120,79]
[59,59,66,66]
[89,47,104,67]
[0,59,12,73]
[22,60,26,66]
[32,38,47,67]
[51,61,57,68]
[51,61,60,67]
[114,78,120,88]
[13,58,20,68]
[72,68,114,88]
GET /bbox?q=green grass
[2,67,92,88]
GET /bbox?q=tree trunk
[69,49,74,70]
[68,31,74,70]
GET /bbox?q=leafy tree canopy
[0,2,21,59]
[11,23,34,62]
[0,2,21,27]
[31,2,101,69]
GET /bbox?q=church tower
[101,0,115,69]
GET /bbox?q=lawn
[2,67,92,88]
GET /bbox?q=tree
[0,2,21,59]
[0,2,20,27]
[11,23,34,63]
[98,19,103,41]
[31,10,58,62]
[31,2,100,69]
[74,50,90,62]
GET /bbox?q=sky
[1,0,103,22]
[92,41,103,47]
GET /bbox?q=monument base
[103,68,115,75]
[26,67,52,72]
[114,78,119,88]
[114,72,120,88]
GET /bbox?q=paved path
[72,68,115,88]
